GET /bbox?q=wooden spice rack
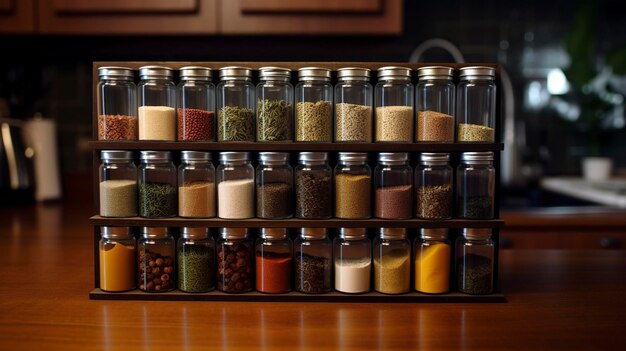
[90,61,506,303]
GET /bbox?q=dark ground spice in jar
[295,172,332,219]
[458,196,493,219]
[138,250,175,292]
[177,108,215,141]
[256,182,292,219]
[178,244,215,292]
[257,99,292,141]
[139,183,177,218]
[457,253,492,294]
[217,242,253,293]
[295,253,330,293]
[217,106,255,141]
[416,184,452,219]
[375,185,413,219]
[98,114,137,140]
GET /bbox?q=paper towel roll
[24,117,62,201]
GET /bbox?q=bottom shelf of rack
[89,289,506,303]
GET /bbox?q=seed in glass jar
[335,173,371,219]
[335,103,372,142]
[178,244,215,293]
[458,196,493,219]
[256,182,292,219]
[295,253,330,293]
[375,106,413,142]
[177,108,215,141]
[296,172,332,219]
[217,106,255,141]
[257,99,293,142]
[296,100,332,142]
[457,123,494,142]
[416,184,452,219]
[98,114,137,140]
[416,110,454,142]
[457,253,492,294]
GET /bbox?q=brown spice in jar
[375,106,413,142]
[416,111,454,142]
[335,103,372,142]
[296,101,332,142]
[177,108,215,141]
[335,173,371,219]
[416,184,452,219]
[375,184,413,219]
[98,114,137,140]
[217,242,254,293]
[138,250,175,292]
[256,182,292,219]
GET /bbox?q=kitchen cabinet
[0,0,35,33]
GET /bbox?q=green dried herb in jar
[139,183,177,218]
[257,99,292,141]
[178,229,215,293]
[217,106,255,141]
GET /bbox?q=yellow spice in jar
[414,243,450,294]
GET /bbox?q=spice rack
[90,61,505,303]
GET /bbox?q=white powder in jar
[138,106,176,141]
[334,257,372,293]
[217,178,254,219]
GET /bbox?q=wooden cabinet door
[38,0,218,34]
[221,0,403,35]
[0,0,35,33]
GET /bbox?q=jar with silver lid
[415,153,453,219]
[456,228,494,294]
[295,152,332,219]
[457,152,495,219]
[138,151,177,218]
[416,66,455,142]
[374,152,413,219]
[333,228,371,294]
[294,228,332,293]
[217,152,254,219]
[178,151,215,218]
[335,67,373,142]
[373,228,411,294]
[138,227,176,292]
[97,66,137,140]
[256,152,293,219]
[256,66,293,142]
[255,228,293,293]
[216,66,255,142]
[137,65,176,141]
[335,152,371,219]
[178,227,215,293]
[374,66,414,142]
[456,66,496,142]
[217,228,254,293]
[414,228,450,294]
[177,66,215,141]
[295,67,333,142]
[99,226,136,292]
[99,150,137,217]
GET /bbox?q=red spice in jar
[375,184,413,219]
[98,114,137,140]
[177,108,215,141]
[255,254,292,293]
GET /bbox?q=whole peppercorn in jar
[294,228,332,294]
[177,66,216,141]
[456,228,494,295]
[217,228,254,293]
[415,153,453,219]
[138,227,176,293]
[295,152,332,219]
[97,66,137,140]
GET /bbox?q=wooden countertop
[1,203,625,350]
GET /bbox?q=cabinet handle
[600,237,621,249]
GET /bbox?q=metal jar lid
[337,67,371,80]
[338,152,368,162]
[101,226,132,237]
[181,227,210,239]
[179,66,212,80]
[260,228,288,239]
[98,66,134,79]
[338,227,367,239]
[220,227,249,239]
[299,228,328,239]
[259,66,291,80]
[378,228,407,238]
[420,153,450,164]
[378,152,409,163]
[219,66,253,80]
[259,152,289,164]
[417,66,454,79]
[461,152,494,163]
[462,228,492,239]
[139,65,173,79]
[298,67,331,81]
[298,152,328,163]
[219,151,250,163]
[101,150,133,161]
[140,150,172,162]
[181,150,211,162]
[459,66,496,79]
[141,226,170,238]
[377,66,412,80]
[420,228,448,239]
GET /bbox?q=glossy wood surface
[1,201,625,350]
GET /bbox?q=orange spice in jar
[255,228,292,293]
[99,226,136,292]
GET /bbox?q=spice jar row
[99,226,495,295]
[97,65,496,143]
[99,150,496,220]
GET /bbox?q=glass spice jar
[335,152,371,219]
[137,65,176,141]
[457,152,495,219]
[414,228,450,294]
[374,66,414,142]
[178,227,215,293]
[138,151,177,218]
[138,227,176,293]
[255,228,293,294]
[217,152,255,219]
[97,66,137,140]
[295,152,332,219]
[374,152,413,219]
[256,67,293,142]
[256,152,293,219]
[217,228,254,293]
[456,66,497,142]
[99,150,137,217]
[335,67,373,142]
[99,226,136,292]
[177,66,216,141]
[415,153,453,219]
[415,66,455,142]
[178,151,216,218]
[295,67,333,142]
[456,228,494,295]
[294,228,332,294]
[216,66,255,142]
[373,228,411,294]
[333,228,372,294]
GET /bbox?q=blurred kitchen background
[1,0,625,215]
